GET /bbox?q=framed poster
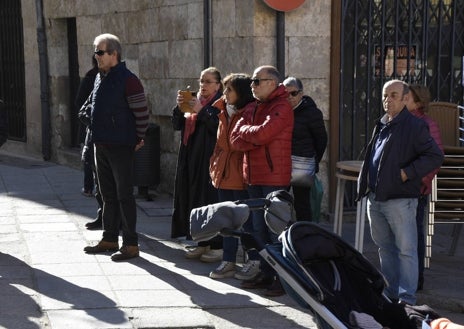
[374,45,416,77]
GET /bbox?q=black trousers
[292,185,312,221]
[95,144,137,246]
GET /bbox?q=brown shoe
[111,245,139,261]
[84,240,119,254]
[264,277,286,297]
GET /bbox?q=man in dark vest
[83,33,149,261]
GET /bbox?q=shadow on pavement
[0,252,127,327]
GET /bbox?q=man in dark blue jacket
[357,80,443,305]
[83,34,149,261]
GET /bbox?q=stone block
[159,5,189,41]
[187,2,204,39]
[288,36,330,79]
[252,37,276,65]
[126,9,159,43]
[253,0,275,36]
[143,78,178,117]
[169,40,203,78]
[212,1,236,38]
[236,0,256,37]
[76,16,101,48]
[285,0,331,37]
[213,37,255,74]
[139,42,169,79]
[43,0,77,18]
[101,12,128,43]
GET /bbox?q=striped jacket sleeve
[126,75,149,141]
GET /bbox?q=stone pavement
[0,152,463,329]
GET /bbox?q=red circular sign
[263,0,305,12]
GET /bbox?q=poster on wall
[374,45,416,77]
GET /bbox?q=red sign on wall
[263,0,305,12]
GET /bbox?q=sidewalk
[0,152,463,329]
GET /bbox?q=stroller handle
[234,198,271,211]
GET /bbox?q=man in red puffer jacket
[230,65,293,297]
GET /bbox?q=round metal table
[333,160,367,252]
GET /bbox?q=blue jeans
[367,192,418,305]
[218,189,258,262]
[248,185,288,277]
[416,195,427,281]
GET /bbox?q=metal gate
[334,0,464,208]
[0,0,26,141]
[340,0,464,163]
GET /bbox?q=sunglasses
[289,90,302,97]
[251,78,273,86]
[94,49,110,56]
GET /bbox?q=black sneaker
[85,218,102,230]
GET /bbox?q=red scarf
[182,93,216,145]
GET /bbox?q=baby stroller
[189,190,440,329]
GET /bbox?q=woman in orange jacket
[208,73,260,280]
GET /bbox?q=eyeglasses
[289,90,302,97]
[94,49,111,56]
[250,78,273,86]
[198,79,218,84]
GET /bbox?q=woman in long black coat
[171,67,223,262]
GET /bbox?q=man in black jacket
[76,57,102,229]
[357,80,443,305]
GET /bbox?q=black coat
[75,66,99,112]
[292,95,328,172]
[357,108,444,201]
[76,66,98,159]
[171,92,221,238]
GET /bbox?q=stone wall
[20,0,331,214]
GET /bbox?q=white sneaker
[209,261,236,279]
[185,245,210,259]
[234,260,260,280]
[200,249,223,263]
